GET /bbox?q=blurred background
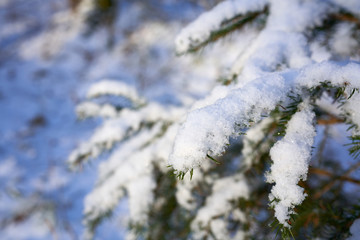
[0,0,236,239]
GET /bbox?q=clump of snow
[96,122,167,182]
[127,175,156,224]
[242,116,275,167]
[76,102,118,119]
[310,41,331,63]
[266,101,316,226]
[231,31,311,81]
[68,103,185,168]
[169,73,292,172]
[0,158,20,178]
[295,61,360,89]
[175,0,268,54]
[191,174,249,239]
[170,60,360,175]
[315,91,342,117]
[84,143,155,227]
[347,218,360,240]
[229,0,334,81]
[343,93,360,134]
[331,23,358,57]
[87,79,144,105]
[170,59,360,231]
[190,85,232,111]
[175,162,211,210]
[266,0,331,32]
[84,122,181,230]
[175,176,198,210]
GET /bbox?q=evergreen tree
[70,0,360,239]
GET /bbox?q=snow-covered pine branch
[69,0,360,239]
[169,0,360,235]
[86,79,145,105]
[169,61,360,173]
[191,173,250,239]
[175,0,268,54]
[69,77,189,239]
[266,101,316,227]
[68,79,184,169]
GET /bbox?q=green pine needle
[206,154,221,165]
[346,135,360,159]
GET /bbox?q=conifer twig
[310,167,360,185]
[181,9,267,54]
[311,162,360,199]
[316,115,344,125]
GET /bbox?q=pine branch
[179,8,268,55]
[310,166,360,185]
[346,135,360,159]
[316,115,344,125]
[332,11,360,27]
[312,162,360,199]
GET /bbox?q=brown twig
[316,115,344,125]
[310,162,360,199]
[332,13,360,27]
[310,167,360,184]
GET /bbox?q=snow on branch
[295,61,360,89]
[266,0,331,32]
[230,31,311,81]
[242,116,275,168]
[83,125,161,229]
[175,0,268,54]
[76,102,118,119]
[347,218,360,240]
[68,0,360,237]
[343,93,360,135]
[191,174,249,239]
[169,61,360,174]
[227,0,333,83]
[83,123,180,232]
[86,79,145,105]
[266,101,316,227]
[68,103,184,168]
[169,73,291,172]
